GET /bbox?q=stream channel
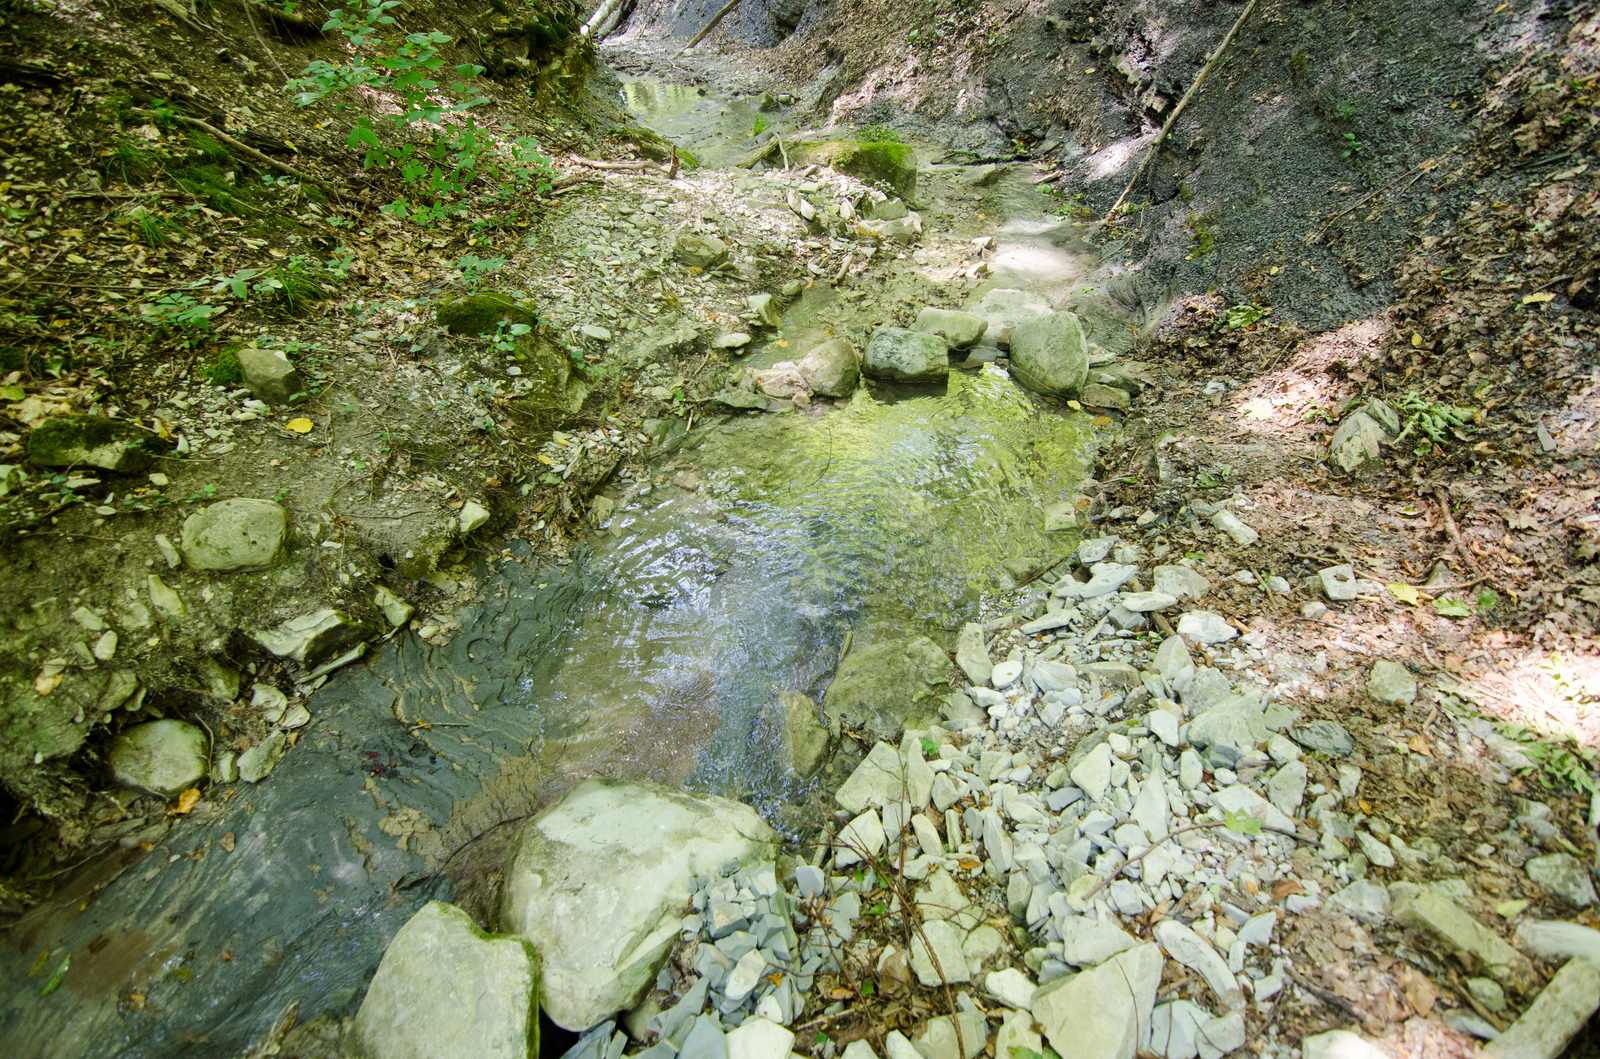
[0,77,1103,1059]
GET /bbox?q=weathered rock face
[236,346,305,406]
[798,338,860,397]
[780,689,832,778]
[500,779,777,1031]
[180,498,289,571]
[800,140,917,198]
[1008,313,1089,398]
[109,719,208,796]
[26,414,167,474]
[352,901,540,1059]
[437,291,535,336]
[864,327,949,382]
[821,637,951,741]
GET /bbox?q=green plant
[855,123,900,144]
[1500,723,1597,795]
[1186,208,1218,257]
[1392,390,1479,452]
[140,293,222,337]
[204,347,243,386]
[752,114,771,138]
[1337,101,1357,120]
[1221,303,1269,329]
[1288,51,1309,80]
[1341,132,1364,159]
[455,253,507,290]
[187,483,218,501]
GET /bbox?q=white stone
[1059,917,1139,967]
[1033,943,1162,1059]
[1266,761,1308,816]
[992,659,1023,689]
[1210,510,1259,546]
[726,1017,794,1059]
[836,742,908,814]
[1196,1011,1245,1059]
[1300,1031,1388,1059]
[1153,920,1242,1009]
[1121,591,1178,613]
[1131,774,1170,841]
[460,500,491,535]
[1212,784,1295,834]
[109,719,208,796]
[909,920,971,986]
[1176,611,1237,645]
[1147,709,1181,747]
[834,809,886,867]
[1151,1001,1208,1059]
[986,968,1038,1011]
[1071,743,1114,803]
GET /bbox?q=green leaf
[1476,589,1499,612]
[921,737,939,757]
[1434,596,1473,617]
[1222,808,1262,835]
[39,956,69,997]
[0,385,24,401]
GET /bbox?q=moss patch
[437,291,536,336]
[801,141,917,198]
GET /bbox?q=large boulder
[180,498,289,571]
[27,414,167,474]
[109,719,208,796]
[971,289,1052,349]
[913,308,988,350]
[1032,943,1162,1059]
[437,291,535,336]
[236,346,304,406]
[1008,312,1089,398]
[801,140,916,198]
[864,327,949,382]
[822,636,952,741]
[500,779,776,1030]
[352,901,540,1059]
[798,338,860,397]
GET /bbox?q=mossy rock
[437,291,536,336]
[507,333,591,426]
[27,414,170,474]
[801,141,917,198]
[619,126,698,168]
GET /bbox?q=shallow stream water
[0,79,1099,1059]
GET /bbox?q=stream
[0,76,1101,1059]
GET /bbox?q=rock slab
[1008,312,1089,398]
[352,901,539,1059]
[1032,942,1162,1059]
[864,327,950,382]
[501,779,776,1030]
[28,414,165,474]
[180,498,288,571]
[1483,956,1600,1059]
[109,719,208,796]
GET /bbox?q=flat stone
[1196,1011,1245,1059]
[1131,774,1170,841]
[180,498,288,571]
[680,1017,728,1059]
[723,949,768,1002]
[1070,743,1114,803]
[1290,720,1355,756]
[991,659,1023,690]
[780,690,831,779]
[1467,977,1507,1013]
[1301,1031,1387,1059]
[1058,917,1138,967]
[1186,694,1268,753]
[1526,853,1598,908]
[971,288,1053,349]
[726,1018,792,1059]
[1056,563,1139,599]
[1153,920,1241,1009]
[1179,749,1205,790]
[834,809,886,868]
[1076,536,1119,564]
[1330,411,1387,473]
[1367,660,1417,705]
[836,741,909,814]
[1147,709,1181,747]
[864,326,950,381]
[1152,634,1194,682]
[237,346,304,405]
[352,901,539,1059]
[746,294,781,328]
[1080,383,1131,410]
[1210,510,1259,546]
[1355,831,1396,868]
[1176,611,1236,645]
[1121,591,1177,612]
[986,967,1038,1011]
[1392,889,1536,991]
[1032,943,1161,1059]
[1267,734,1301,763]
[909,920,970,986]
[1150,1000,1208,1059]
[1484,957,1600,1059]
[237,730,287,783]
[1153,565,1212,602]
[109,719,208,796]
[27,414,165,474]
[1266,761,1308,816]
[993,1011,1040,1059]
[1212,784,1295,835]
[1318,565,1358,602]
[1238,912,1276,947]
[674,233,729,269]
[914,307,988,349]
[1329,880,1391,923]
[822,637,951,742]
[251,608,374,667]
[501,779,776,1029]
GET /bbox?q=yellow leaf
[286,418,314,433]
[66,254,88,265]
[1408,734,1433,757]
[174,788,200,814]
[1387,582,1423,605]
[536,453,555,466]
[1268,266,1279,275]
[34,671,62,696]
[1521,291,1555,304]
[776,340,789,348]
[1411,332,1423,347]
[1084,67,1097,74]
[1493,2,1508,11]
[1066,400,1082,410]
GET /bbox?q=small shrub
[205,346,244,386]
[855,123,900,144]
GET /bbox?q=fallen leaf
[1408,735,1433,757]
[0,384,24,400]
[1272,878,1305,902]
[219,831,235,852]
[1387,582,1423,606]
[285,418,314,434]
[1493,899,1530,918]
[34,671,62,696]
[1521,291,1555,304]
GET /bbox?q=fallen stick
[1434,485,1480,574]
[1099,0,1256,225]
[129,109,340,199]
[736,138,780,169]
[676,0,741,55]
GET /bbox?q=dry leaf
[286,418,315,433]
[173,788,200,814]
[34,671,63,696]
[1272,878,1305,902]
[219,831,236,853]
[1408,734,1433,757]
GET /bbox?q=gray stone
[747,294,781,328]
[1032,943,1161,1059]
[237,346,304,406]
[913,308,988,350]
[251,608,374,667]
[822,637,950,742]
[836,741,908,814]
[1330,411,1387,473]
[1178,669,1235,711]
[27,414,165,474]
[674,233,729,269]
[798,338,860,397]
[146,573,186,621]
[1055,562,1139,599]
[909,920,970,986]
[1152,634,1194,682]
[237,730,287,783]
[1367,660,1417,705]
[1080,384,1131,410]
[374,585,415,628]
[971,288,1053,349]
[460,500,491,535]
[986,968,1038,1011]
[1301,1032,1386,1059]
[1267,734,1301,763]
[109,719,208,796]
[1196,1012,1245,1059]
[780,690,831,779]
[1330,880,1391,923]
[1058,917,1138,967]
[727,1018,793,1059]
[1076,536,1119,564]
[1150,1001,1208,1059]
[1186,695,1268,753]
[1153,565,1212,602]
[1176,611,1236,645]
[1121,591,1177,613]
[834,809,886,868]
[502,779,776,1029]
[1318,565,1358,602]
[352,901,538,1059]
[1392,889,1536,991]
[180,499,287,573]
[1365,398,1401,436]
[954,622,991,685]
[795,864,825,899]
[864,327,950,382]
[680,1017,728,1059]
[1355,831,1396,868]
[1210,510,1259,546]
[1179,749,1205,791]
[1212,783,1295,834]
[1290,720,1355,757]
[1008,312,1090,398]
[1467,977,1507,1013]
[1071,743,1114,803]
[1526,853,1598,908]
[1266,760,1308,816]
[1483,957,1600,1059]
[1153,920,1241,1009]
[1147,709,1181,747]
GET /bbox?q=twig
[241,0,290,84]
[1312,153,1451,236]
[127,109,340,199]
[675,0,741,55]
[1099,0,1256,225]
[1434,485,1480,574]
[1016,553,1070,589]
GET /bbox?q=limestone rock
[864,327,950,382]
[1483,956,1600,1059]
[1080,383,1131,410]
[1319,565,1358,601]
[798,338,860,397]
[1008,312,1089,398]
[727,1018,793,1059]
[1367,660,1417,705]
[955,622,992,685]
[836,741,909,814]
[437,291,535,336]
[674,234,730,269]
[1032,943,1161,1059]
[1330,411,1388,473]
[913,308,988,350]
[908,919,970,986]
[1153,565,1212,602]
[971,289,1052,349]
[109,719,208,796]
[238,729,287,783]
[501,779,776,1030]
[180,498,288,571]
[1153,920,1241,1008]
[237,346,304,405]
[1058,917,1138,968]
[747,293,782,328]
[1186,694,1268,753]
[352,901,539,1059]
[780,690,831,779]
[460,500,491,535]
[1266,760,1308,816]
[800,140,916,198]
[1526,853,1598,908]
[822,637,951,741]
[1175,610,1236,645]
[1290,720,1355,756]
[1392,889,1536,991]
[251,608,375,666]
[28,414,167,475]
[1301,1032,1387,1059]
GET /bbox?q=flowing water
[0,79,1099,1059]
